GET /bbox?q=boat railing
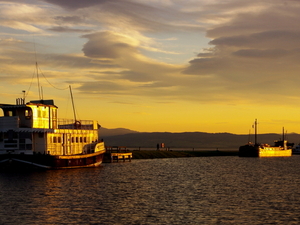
[0,116,19,129]
[0,116,98,130]
[57,119,98,130]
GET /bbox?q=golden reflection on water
[0,157,300,224]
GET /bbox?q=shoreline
[103,150,238,162]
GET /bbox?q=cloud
[1,21,42,32]
[54,16,85,24]
[77,31,185,96]
[48,26,93,33]
[206,2,300,38]
[77,81,126,94]
[209,30,300,49]
[0,2,50,32]
[181,0,300,105]
[232,49,289,59]
[43,0,107,10]
[120,71,155,82]
[3,0,300,108]
[82,31,140,59]
[45,0,204,35]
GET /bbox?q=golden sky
[1,0,300,134]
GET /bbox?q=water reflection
[1,156,300,224]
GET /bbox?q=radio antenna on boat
[22,90,26,103]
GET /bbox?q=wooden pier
[105,146,132,163]
[110,152,132,162]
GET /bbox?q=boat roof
[0,99,57,109]
[0,128,54,133]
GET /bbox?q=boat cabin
[0,98,58,130]
[0,98,99,156]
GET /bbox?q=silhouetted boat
[293,144,300,154]
[239,119,292,157]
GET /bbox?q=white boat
[239,119,292,157]
[0,98,106,169]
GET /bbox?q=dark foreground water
[1,156,300,224]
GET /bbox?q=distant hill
[99,128,300,150]
[100,127,138,137]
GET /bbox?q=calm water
[1,156,300,224]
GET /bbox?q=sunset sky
[1,0,300,134]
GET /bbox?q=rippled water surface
[1,156,300,224]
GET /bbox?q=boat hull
[0,150,105,169]
[239,145,292,157]
[239,145,259,157]
[259,148,291,157]
[292,145,300,154]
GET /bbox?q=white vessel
[0,98,105,169]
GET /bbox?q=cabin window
[25,110,32,117]
[37,108,41,117]
[43,110,47,118]
[6,111,13,117]
[52,108,57,119]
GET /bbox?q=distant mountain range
[99,128,300,150]
[100,127,138,136]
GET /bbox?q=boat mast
[254,119,257,145]
[248,129,251,143]
[69,85,77,122]
[36,62,42,100]
[33,38,42,101]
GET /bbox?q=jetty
[105,146,132,163]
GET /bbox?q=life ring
[74,120,81,129]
